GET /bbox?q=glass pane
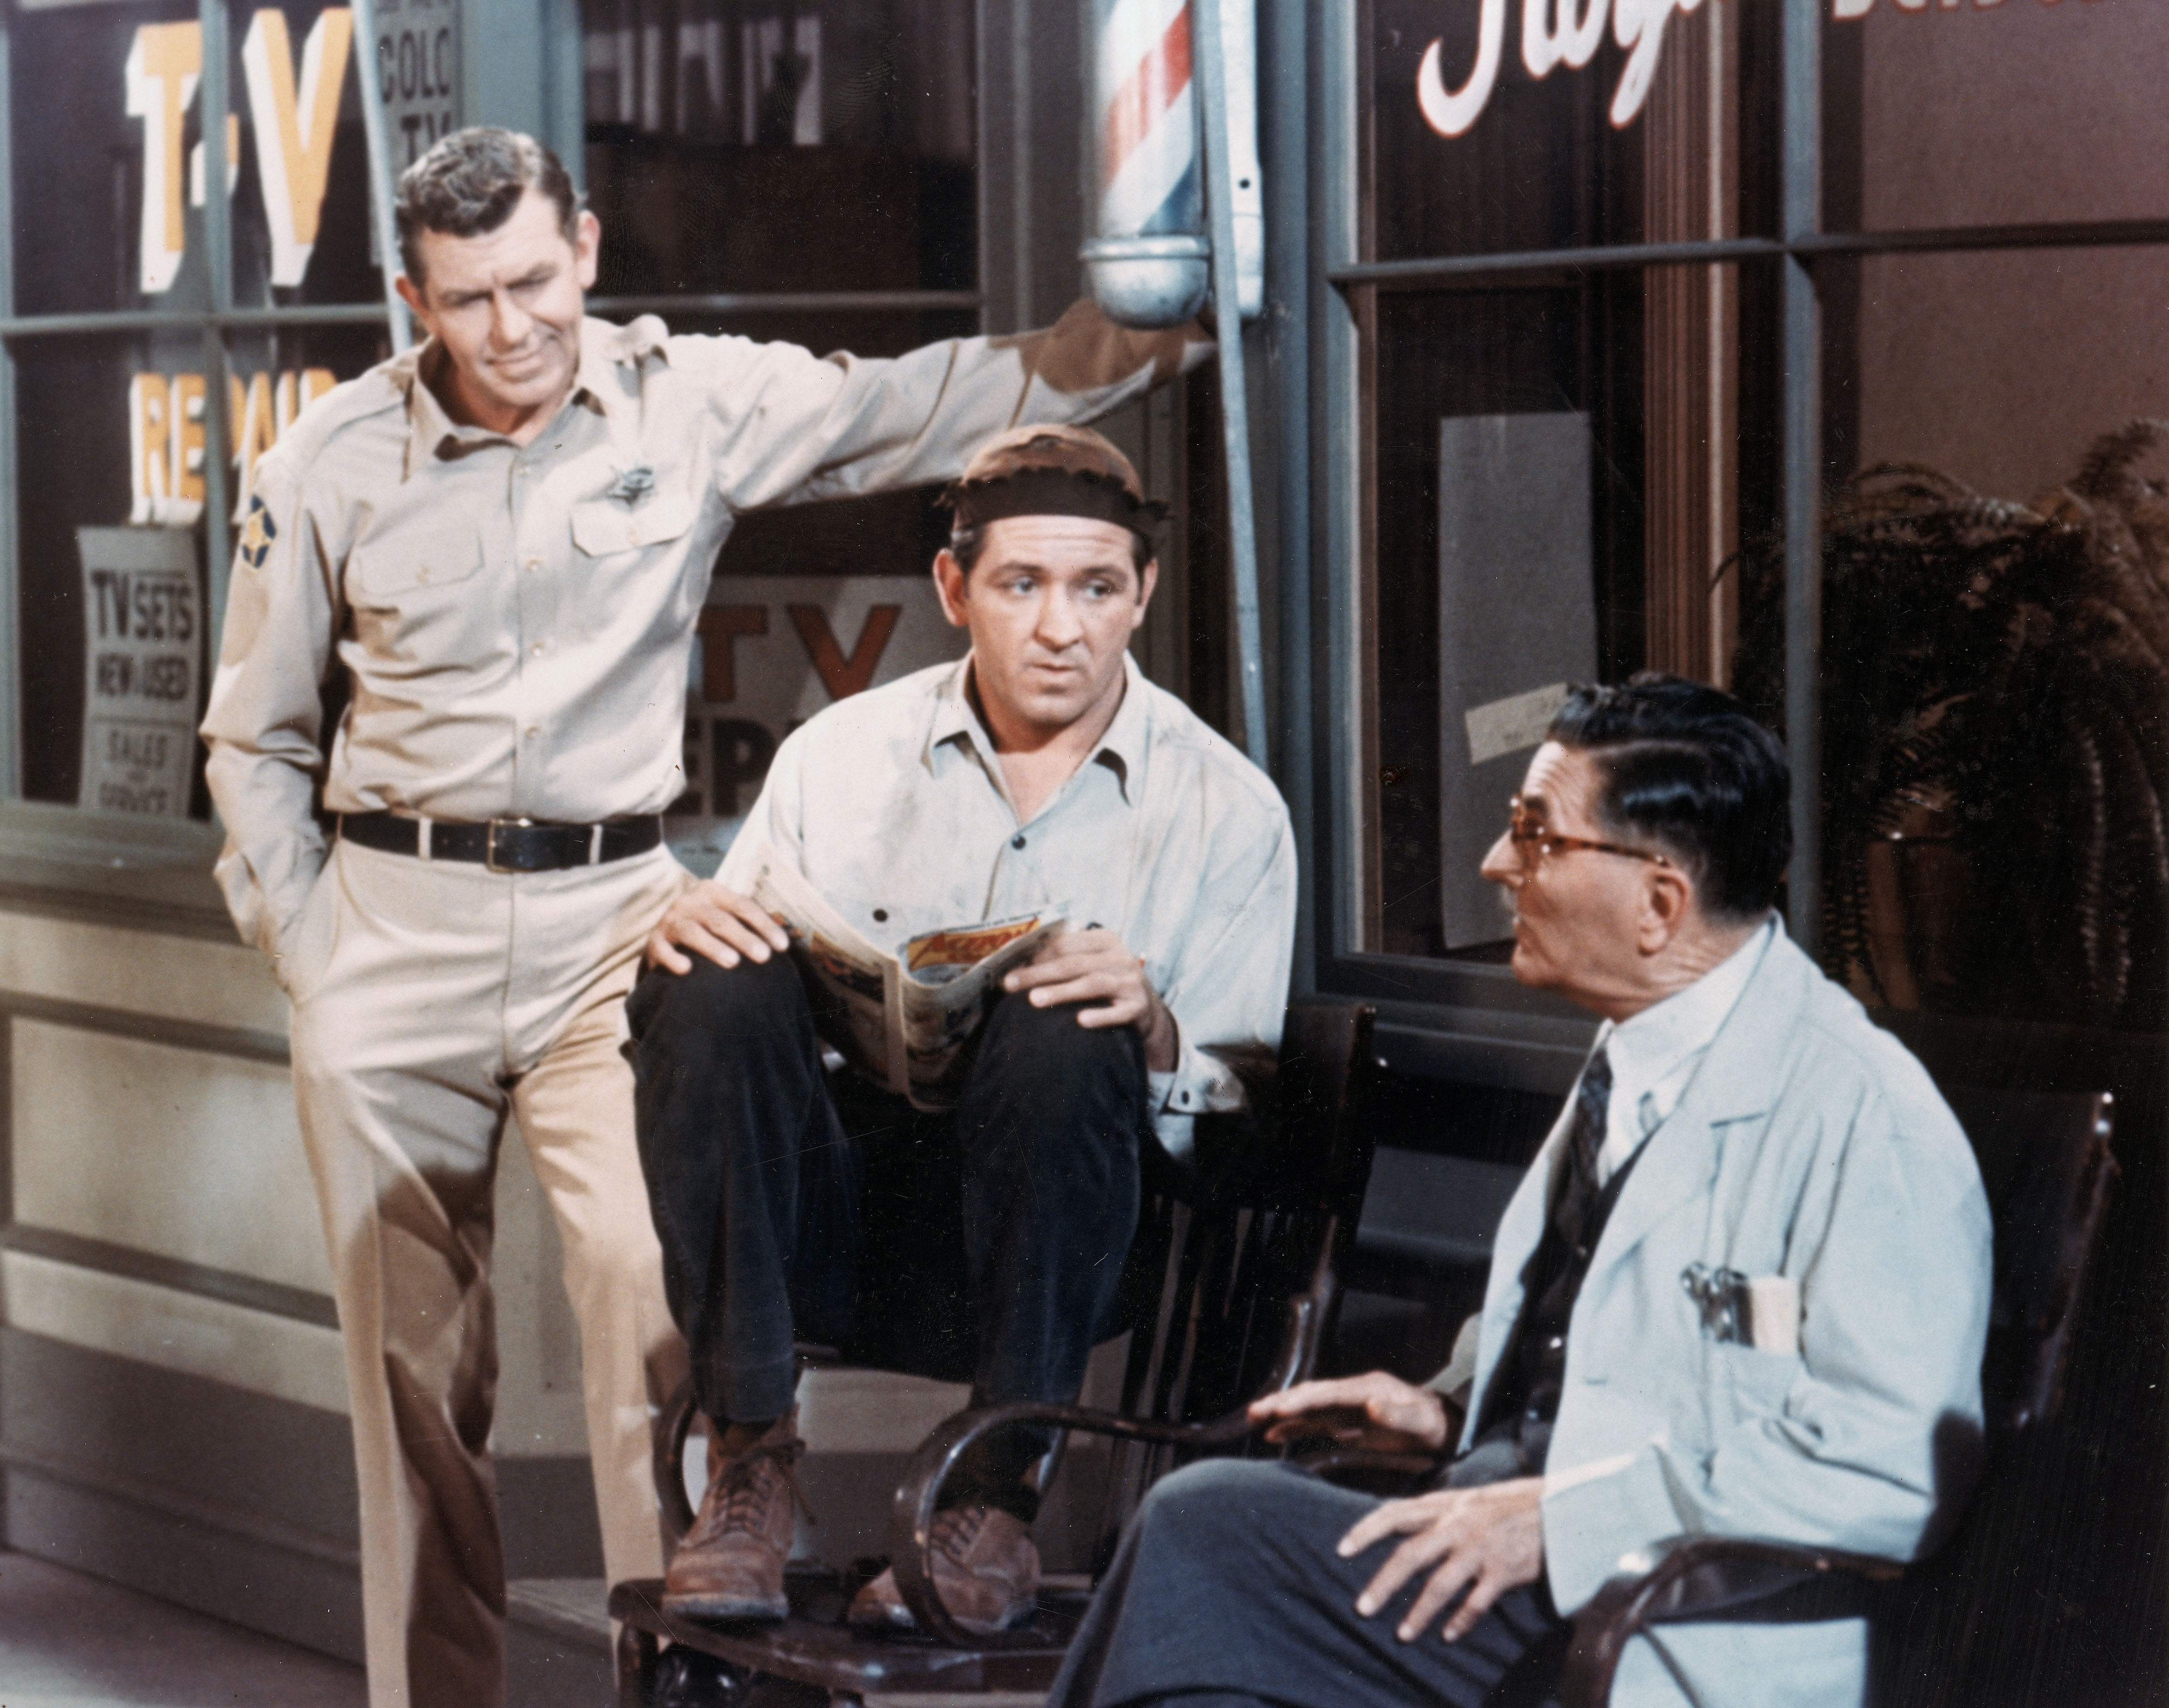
[1742,243,2169,1032]
[1363,0,1769,263]
[14,328,384,816]
[1826,0,2169,234]
[580,0,977,297]
[1360,265,1755,960]
[222,0,387,308]
[11,0,202,319]
[10,1,387,316]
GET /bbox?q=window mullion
[0,0,20,801]
[1780,0,1822,956]
[199,0,233,649]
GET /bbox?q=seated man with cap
[628,424,1298,1635]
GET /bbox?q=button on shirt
[201,305,1204,959]
[716,655,1297,1161]
[1588,915,1778,1184]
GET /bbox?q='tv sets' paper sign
[78,526,201,818]
[671,576,967,873]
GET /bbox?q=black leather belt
[337,811,665,873]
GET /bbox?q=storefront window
[581,0,975,300]
[1351,0,1761,963]
[3,0,987,837]
[7,0,389,821]
[1337,0,2168,1038]
[573,0,982,867]
[218,0,384,310]
[576,0,979,596]
[1824,0,2169,235]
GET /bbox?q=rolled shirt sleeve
[1146,811,1298,1159]
[688,300,1211,511]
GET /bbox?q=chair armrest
[887,1399,1264,1645]
[1558,1535,1906,1708]
[653,1380,702,1544]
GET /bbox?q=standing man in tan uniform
[199,127,1204,1708]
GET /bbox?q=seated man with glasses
[1040,674,1992,1708]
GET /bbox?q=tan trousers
[285,838,692,1708]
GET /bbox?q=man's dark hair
[394,128,580,283]
[1547,672,1792,921]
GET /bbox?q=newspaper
[750,857,1066,1110]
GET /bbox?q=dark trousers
[1046,1459,1564,1708]
[628,953,1146,1494]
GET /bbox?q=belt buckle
[485,816,537,874]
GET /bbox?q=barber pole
[1081,0,1270,771]
[1083,0,1263,328]
[1098,0,1199,246]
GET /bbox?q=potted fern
[1727,421,2169,1033]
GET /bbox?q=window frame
[0,0,1013,882]
[1300,0,2169,1070]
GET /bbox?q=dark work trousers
[1045,1459,1564,1708]
[627,951,1147,1504]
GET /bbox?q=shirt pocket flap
[572,491,696,556]
[348,525,484,600]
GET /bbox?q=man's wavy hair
[1547,673,1792,922]
[394,128,580,283]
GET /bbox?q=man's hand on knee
[1337,1477,1545,1644]
[1003,928,1177,1072]
[1247,1371,1453,1455]
[645,881,791,973]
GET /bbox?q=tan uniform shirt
[201,305,1203,961]
[718,656,1297,1159]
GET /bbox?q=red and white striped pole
[1083,0,1261,329]
[1083,0,1269,769]
[1082,0,1210,326]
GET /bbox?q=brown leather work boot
[846,1503,1041,1636]
[661,1414,806,1622]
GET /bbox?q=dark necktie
[1464,1042,1621,1465]
[1554,1044,1614,1259]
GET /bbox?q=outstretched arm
[687,300,1212,512]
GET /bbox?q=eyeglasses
[1506,797,1672,869]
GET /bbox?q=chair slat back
[1084,1003,1378,1561]
[1941,1086,2118,1438]
[1114,1000,1379,1423]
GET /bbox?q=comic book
[748,856,1066,1110]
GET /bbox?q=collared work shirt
[1589,914,1777,1183]
[201,306,1203,960]
[717,656,1297,1159]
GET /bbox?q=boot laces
[695,1435,813,1543]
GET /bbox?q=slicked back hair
[395,128,580,284]
[1546,673,1792,922]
